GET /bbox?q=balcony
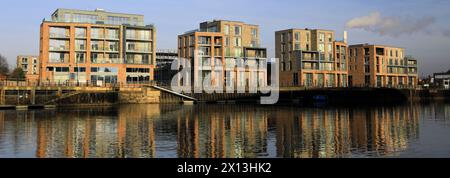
[49,33,70,39]
[49,46,70,51]
[91,58,122,64]
[198,41,211,46]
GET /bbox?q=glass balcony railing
[49,46,70,51]
[49,33,70,38]
[91,58,122,64]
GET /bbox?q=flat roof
[349,44,404,49]
[276,28,335,33]
[205,19,259,27]
[52,8,144,17]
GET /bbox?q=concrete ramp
[150,86,198,102]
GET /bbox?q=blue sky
[0,0,449,76]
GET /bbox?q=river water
[0,103,449,158]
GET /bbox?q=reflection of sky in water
[0,103,449,158]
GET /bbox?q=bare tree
[0,54,9,75]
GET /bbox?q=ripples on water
[0,103,449,158]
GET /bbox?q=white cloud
[346,11,435,37]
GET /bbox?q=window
[327,34,332,42]
[295,43,300,50]
[234,37,242,47]
[251,28,257,39]
[74,67,86,72]
[319,44,325,52]
[49,52,67,63]
[76,53,85,63]
[198,36,210,45]
[234,48,242,57]
[91,53,98,63]
[75,40,86,50]
[55,67,69,72]
[50,39,69,51]
[91,28,103,39]
[70,14,98,23]
[234,26,242,36]
[251,40,257,47]
[109,54,120,63]
[224,25,230,35]
[107,41,119,52]
[319,33,325,42]
[49,27,69,38]
[107,16,131,25]
[126,68,150,73]
[225,37,230,46]
[75,28,86,38]
[106,29,119,39]
[126,29,151,40]
[126,42,151,52]
[295,32,300,41]
[91,41,101,51]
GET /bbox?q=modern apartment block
[275,28,348,88]
[348,44,418,88]
[16,55,39,82]
[39,8,156,85]
[178,20,267,91]
[178,31,225,88]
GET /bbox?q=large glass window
[91,41,102,51]
[126,42,151,52]
[106,41,119,52]
[49,39,69,51]
[234,37,242,47]
[49,27,69,38]
[234,26,242,36]
[91,28,104,39]
[251,28,257,39]
[70,14,98,23]
[224,25,230,35]
[126,54,151,64]
[75,53,85,63]
[126,29,151,40]
[198,36,211,45]
[106,29,119,39]
[75,27,86,38]
[319,33,325,42]
[49,52,68,63]
[107,16,130,25]
[75,40,86,50]
[293,32,298,41]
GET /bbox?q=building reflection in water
[35,105,161,158]
[176,105,269,158]
[1,103,446,158]
[274,106,420,158]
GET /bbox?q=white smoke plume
[346,11,435,37]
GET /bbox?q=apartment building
[275,28,348,88]
[348,44,418,88]
[39,8,156,85]
[17,55,40,82]
[178,20,267,91]
[178,31,225,88]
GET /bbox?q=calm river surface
[0,103,449,158]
